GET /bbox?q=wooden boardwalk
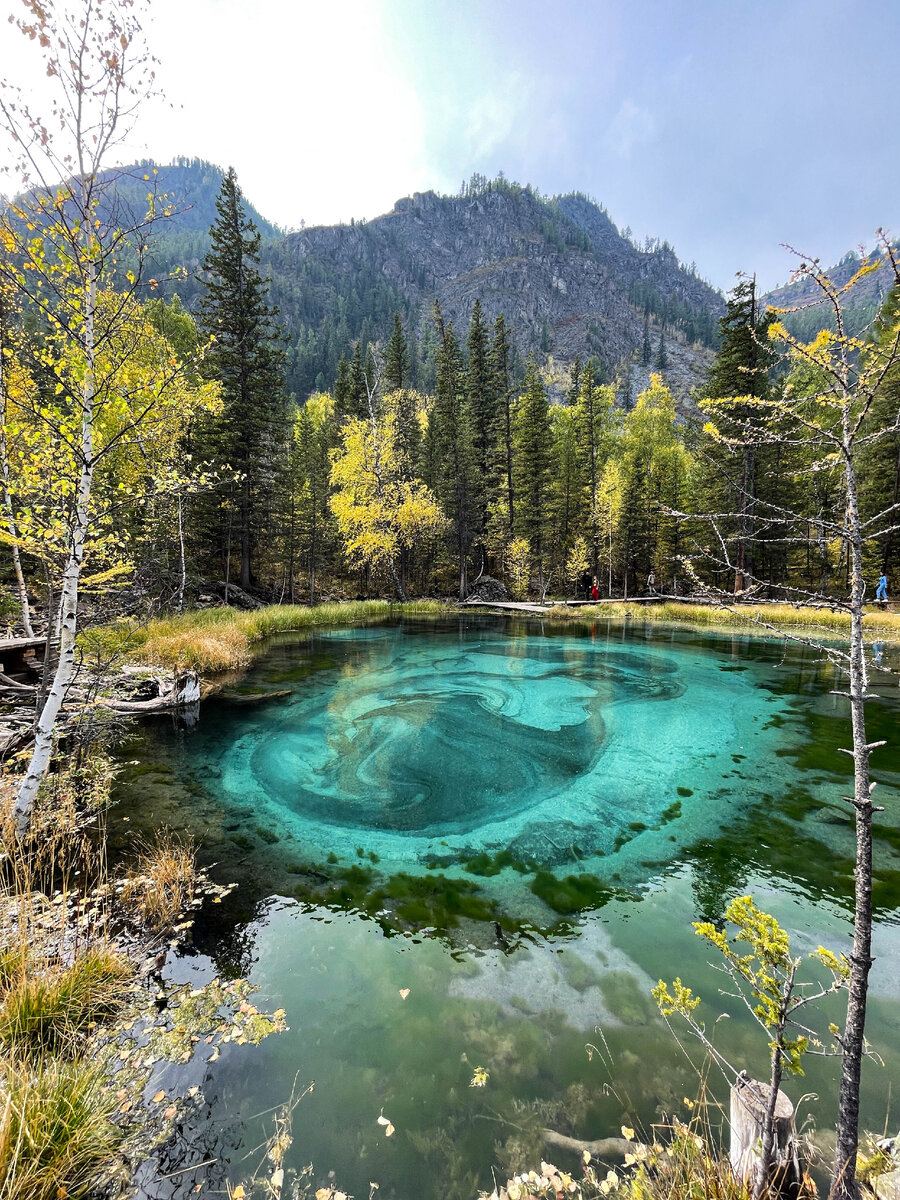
[464,595,699,615]
[0,636,48,675]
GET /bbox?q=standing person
[591,576,599,601]
[647,571,656,594]
[876,572,888,606]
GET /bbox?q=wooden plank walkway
[0,636,48,676]
[465,595,702,615]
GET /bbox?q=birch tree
[0,0,168,831]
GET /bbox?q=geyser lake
[109,615,900,1200]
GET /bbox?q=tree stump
[730,1076,801,1198]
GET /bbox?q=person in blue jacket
[875,572,888,605]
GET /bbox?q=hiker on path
[876,572,888,606]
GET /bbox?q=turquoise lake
[109,616,900,1200]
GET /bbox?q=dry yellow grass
[546,599,900,638]
[85,599,451,672]
[119,829,198,930]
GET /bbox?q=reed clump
[0,947,132,1055]
[119,829,198,930]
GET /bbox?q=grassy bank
[83,599,453,672]
[84,596,900,675]
[547,599,900,637]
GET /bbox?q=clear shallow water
[109,617,900,1200]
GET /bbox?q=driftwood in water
[217,689,292,705]
[101,670,201,714]
[730,1076,801,1198]
[541,1128,629,1160]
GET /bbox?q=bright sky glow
[2,0,897,291]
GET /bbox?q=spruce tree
[655,327,668,370]
[384,312,411,391]
[431,300,476,598]
[466,299,498,559]
[513,356,552,592]
[641,307,652,366]
[697,275,775,592]
[489,314,515,533]
[198,167,287,590]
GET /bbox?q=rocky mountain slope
[762,243,898,341]
[110,162,726,401]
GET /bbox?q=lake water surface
[109,616,900,1199]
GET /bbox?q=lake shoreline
[82,597,900,677]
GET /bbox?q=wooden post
[730,1076,801,1198]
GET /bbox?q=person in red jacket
[591,576,599,601]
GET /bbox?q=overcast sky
[3,0,898,291]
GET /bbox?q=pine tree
[466,299,498,561]
[489,314,515,533]
[198,167,287,590]
[513,356,552,592]
[342,340,367,421]
[384,312,411,391]
[697,275,774,592]
[431,301,476,598]
[574,364,616,576]
[334,353,352,413]
[655,327,668,370]
[641,307,652,366]
[567,355,582,406]
[858,284,900,579]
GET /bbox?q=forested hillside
[131,161,724,400]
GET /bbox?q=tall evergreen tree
[431,301,476,598]
[655,327,668,370]
[489,314,515,534]
[857,283,900,579]
[198,166,287,590]
[567,355,583,406]
[697,275,774,593]
[384,311,411,391]
[641,307,652,367]
[513,356,552,591]
[466,299,499,562]
[574,364,616,575]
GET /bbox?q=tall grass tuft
[0,1054,119,1200]
[119,829,198,930]
[549,600,900,637]
[0,948,132,1055]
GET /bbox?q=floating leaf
[399,988,410,1000]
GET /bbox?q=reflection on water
[109,617,900,1200]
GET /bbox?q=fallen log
[98,670,200,714]
[217,689,291,705]
[542,1129,629,1159]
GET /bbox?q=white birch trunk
[13,261,96,833]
